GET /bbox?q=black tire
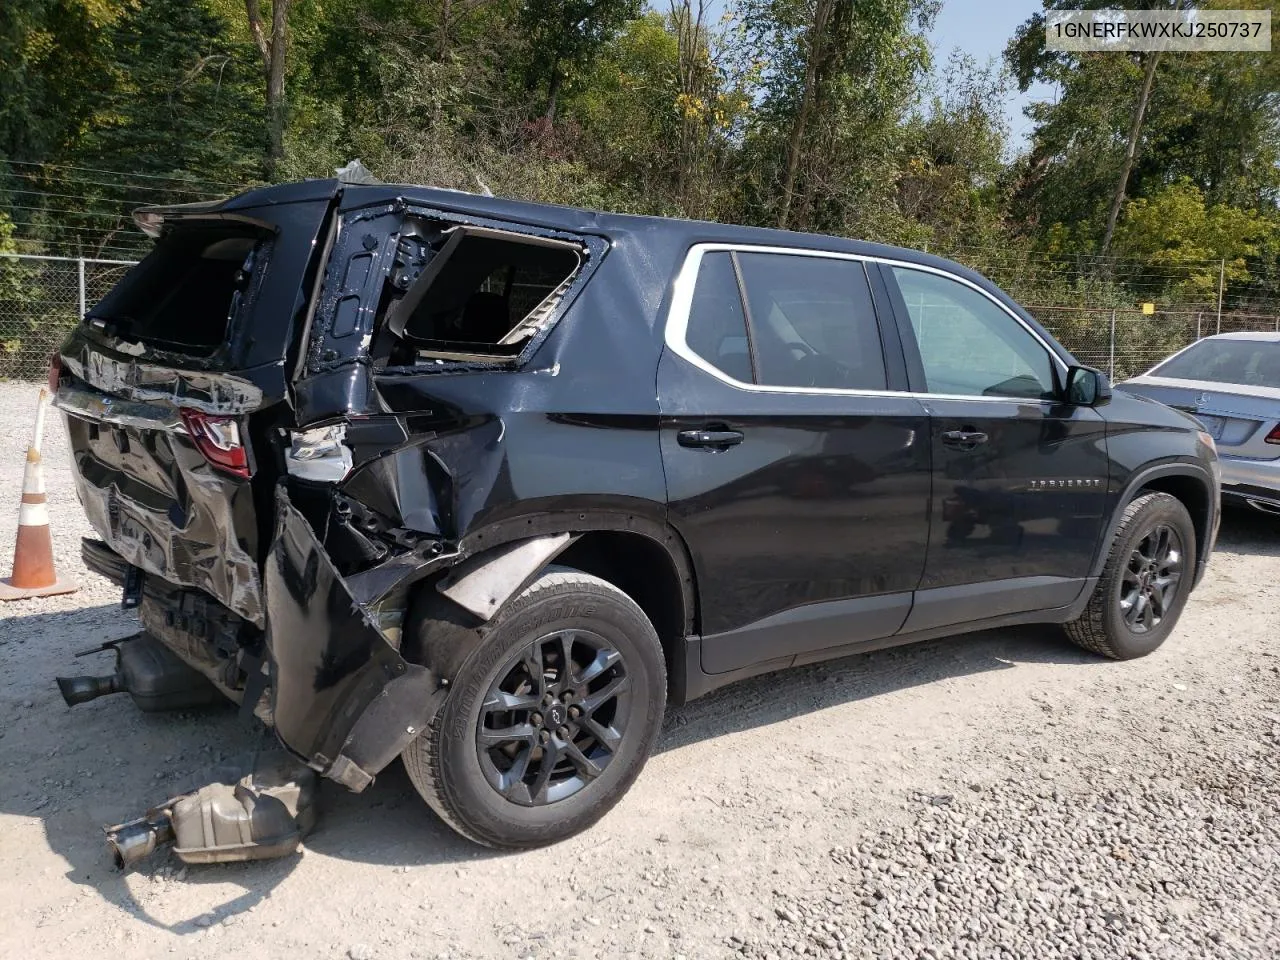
[400,566,666,849]
[1064,492,1196,660]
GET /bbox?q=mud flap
[263,487,443,791]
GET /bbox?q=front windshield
[1151,339,1280,389]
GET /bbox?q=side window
[890,267,1057,400]
[685,251,753,383]
[736,253,887,391]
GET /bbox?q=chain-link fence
[0,253,137,380]
[1,249,1278,383]
[1030,306,1280,383]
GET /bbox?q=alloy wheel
[1119,523,1183,634]
[476,629,631,806]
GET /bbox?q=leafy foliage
[0,0,1277,318]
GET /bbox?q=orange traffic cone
[0,388,78,600]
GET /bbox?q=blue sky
[701,0,1054,153]
[925,0,1052,152]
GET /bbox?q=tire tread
[402,568,663,849]
[1064,491,1191,659]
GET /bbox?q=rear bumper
[83,514,447,793]
[261,490,446,790]
[55,381,266,627]
[1220,455,1280,495]
[1219,455,1280,514]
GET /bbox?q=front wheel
[401,567,666,849]
[1064,491,1196,660]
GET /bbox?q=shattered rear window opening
[382,225,584,364]
[87,223,267,355]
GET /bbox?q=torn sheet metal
[437,532,576,620]
[60,384,265,626]
[263,488,440,787]
[285,423,354,482]
[60,344,268,415]
[53,381,184,432]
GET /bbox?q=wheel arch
[413,512,699,701]
[554,530,694,700]
[1095,462,1217,584]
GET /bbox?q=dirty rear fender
[263,487,444,791]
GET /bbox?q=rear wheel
[1064,492,1196,659]
[401,567,666,848]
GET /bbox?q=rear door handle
[941,430,988,450]
[678,428,744,450]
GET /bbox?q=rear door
[55,192,335,624]
[658,245,932,676]
[879,263,1109,632]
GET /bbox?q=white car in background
[1121,332,1280,516]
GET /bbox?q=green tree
[520,0,643,122]
[0,1,123,167]
[895,53,1011,252]
[732,0,936,234]
[1112,178,1277,301]
[80,0,263,185]
[1006,0,1280,255]
[243,0,295,176]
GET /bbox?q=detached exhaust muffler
[105,751,318,869]
[56,633,221,711]
[57,673,124,706]
[105,808,177,869]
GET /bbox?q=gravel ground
[1,378,1278,960]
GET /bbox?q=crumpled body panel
[62,344,268,415]
[59,387,265,625]
[262,488,439,784]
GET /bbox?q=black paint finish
[904,397,1109,630]
[657,351,932,666]
[264,489,436,779]
[56,179,1223,786]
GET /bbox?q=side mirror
[1065,365,1112,406]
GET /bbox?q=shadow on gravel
[0,602,489,937]
[658,622,1093,753]
[1218,505,1280,552]
[5,508,1274,930]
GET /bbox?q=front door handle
[941,429,989,450]
[678,428,745,450]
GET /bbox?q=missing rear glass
[87,223,268,355]
[380,225,584,364]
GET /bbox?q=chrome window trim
[663,242,1069,404]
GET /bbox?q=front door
[658,246,932,675]
[879,263,1109,632]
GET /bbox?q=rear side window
[383,226,584,363]
[736,253,887,391]
[88,224,265,354]
[685,252,753,383]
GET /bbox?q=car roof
[154,177,984,284]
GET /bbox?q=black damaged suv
[53,178,1220,848]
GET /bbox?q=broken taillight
[180,409,252,478]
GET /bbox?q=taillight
[1266,424,1280,445]
[48,352,63,395]
[180,408,251,478]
